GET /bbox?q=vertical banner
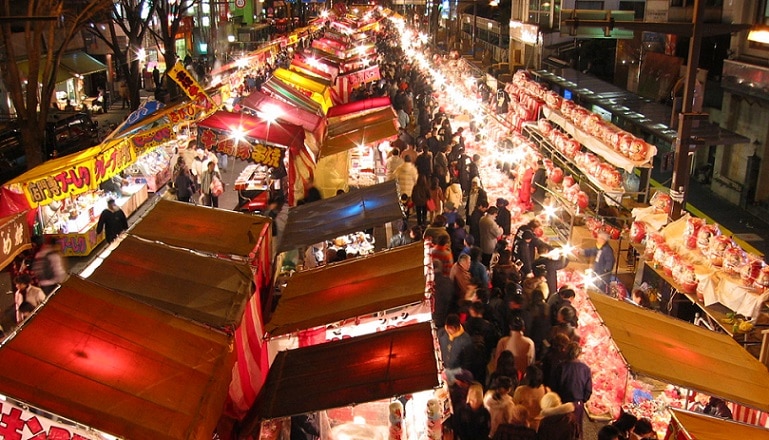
[167,61,215,113]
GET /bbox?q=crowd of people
[367,18,647,440]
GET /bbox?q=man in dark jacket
[96,199,128,243]
[495,198,512,236]
[432,260,456,328]
[468,200,489,243]
[531,159,548,212]
[580,231,615,292]
[553,342,592,439]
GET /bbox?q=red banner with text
[198,128,284,169]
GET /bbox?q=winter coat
[484,391,515,438]
[536,403,578,440]
[394,162,418,196]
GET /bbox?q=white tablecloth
[700,272,769,319]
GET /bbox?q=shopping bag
[210,175,224,197]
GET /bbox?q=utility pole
[669,0,705,219]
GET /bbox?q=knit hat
[540,392,563,410]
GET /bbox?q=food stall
[316,106,399,195]
[242,322,443,440]
[262,76,325,115]
[332,64,382,104]
[4,139,147,256]
[196,110,306,205]
[0,276,236,440]
[123,146,172,192]
[579,291,769,435]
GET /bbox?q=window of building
[619,1,645,20]
[575,1,603,9]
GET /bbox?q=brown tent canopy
[277,180,402,253]
[588,292,769,413]
[0,276,234,440]
[130,199,271,259]
[321,107,399,158]
[266,242,426,336]
[88,236,254,331]
[668,408,769,440]
[246,321,438,425]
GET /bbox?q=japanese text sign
[0,212,31,269]
[198,128,284,169]
[168,62,213,112]
[0,400,99,439]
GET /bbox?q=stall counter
[45,184,148,256]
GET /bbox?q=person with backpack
[32,236,67,295]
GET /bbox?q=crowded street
[0,5,767,440]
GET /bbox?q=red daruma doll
[741,256,765,287]
[683,217,704,250]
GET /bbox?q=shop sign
[167,61,214,112]
[24,141,135,205]
[199,128,284,168]
[341,65,381,88]
[0,212,31,269]
[0,400,99,439]
[130,124,174,154]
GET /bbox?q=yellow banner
[167,61,214,111]
[22,139,135,205]
[129,123,175,155]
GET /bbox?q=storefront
[332,64,382,104]
[242,322,442,439]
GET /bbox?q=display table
[124,147,172,193]
[699,271,769,321]
[234,164,271,192]
[44,184,148,256]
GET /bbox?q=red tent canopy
[0,276,235,440]
[198,111,305,152]
[240,91,327,143]
[326,97,391,120]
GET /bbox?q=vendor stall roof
[130,199,271,258]
[276,66,333,89]
[669,409,769,440]
[588,292,769,413]
[88,236,254,331]
[247,321,439,421]
[266,242,426,336]
[321,107,398,158]
[263,76,325,115]
[532,68,750,147]
[0,276,234,440]
[277,180,402,253]
[326,96,392,120]
[198,110,305,151]
[240,90,326,140]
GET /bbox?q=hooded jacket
[537,402,578,440]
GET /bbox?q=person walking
[14,274,45,324]
[411,175,431,226]
[32,236,67,295]
[199,160,224,207]
[480,206,504,267]
[96,199,129,243]
[578,231,615,292]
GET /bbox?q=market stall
[242,322,441,438]
[0,276,235,440]
[262,76,325,115]
[276,180,402,253]
[4,139,147,256]
[317,106,399,193]
[86,236,254,330]
[332,64,382,104]
[266,242,428,336]
[196,110,306,205]
[583,291,769,432]
[272,67,334,112]
[240,89,327,155]
[665,408,769,440]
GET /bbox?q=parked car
[45,112,99,158]
[0,127,27,184]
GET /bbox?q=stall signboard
[167,61,214,112]
[198,128,284,169]
[23,140,135,205]
[0,212,31,269]
[129,123,175,155]
[0,399,100,440]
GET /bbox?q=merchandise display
[40,182,148,256]
[349,144,379,188]
[124,146,172,192]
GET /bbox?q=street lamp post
[472,0,477,57]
